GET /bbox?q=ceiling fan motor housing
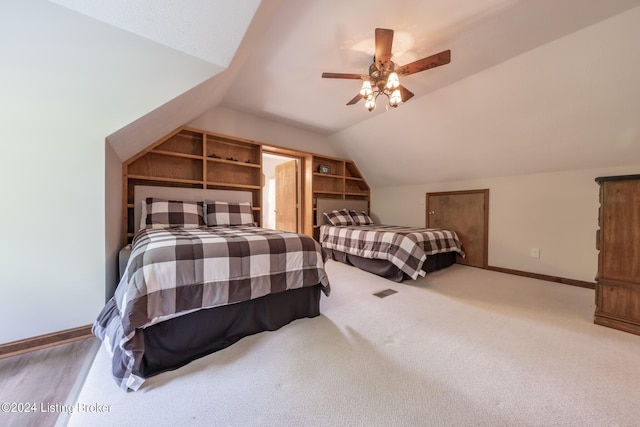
[369,60,395,88]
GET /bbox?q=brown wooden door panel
[275,160,298,233]
[426,190,488,268]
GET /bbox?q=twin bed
[94,188,463,391]
[316,198,465,282]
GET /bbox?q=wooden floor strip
[0,337,98,427]
[0,325,93,360]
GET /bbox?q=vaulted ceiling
[49,0,640,186]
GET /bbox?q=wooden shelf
[128,152,203,182]
[127,174,204,185]
[152,150,202,160]
[313,156,344,176]
[207,158,260,168]
[314,190,344,195]
[206,133,261,165]
[313,172,342,178]
[206,181,261,190]
[154,130,203,156]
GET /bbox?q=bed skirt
[139,284,323,378]
[326,249,457,282]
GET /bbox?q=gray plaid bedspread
[93,226,330,391]
[319,224,464,280]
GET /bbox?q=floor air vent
[373,289,398,298]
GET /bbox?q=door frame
[262,145,313,236]
[426,189,489,268]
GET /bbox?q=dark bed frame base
[326,249,457,282]
[139,285,322,378]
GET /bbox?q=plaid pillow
[144,198,205,229]
[206,201,255,226]
[323,209,354,226]
[349,210,374,225]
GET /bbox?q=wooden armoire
[594,174,640,335]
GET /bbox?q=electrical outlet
[530,248,540,258]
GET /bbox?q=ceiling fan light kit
[322,28,451,112]
[359,69,401,111]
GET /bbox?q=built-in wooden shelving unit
[311,154,370,231]
[122,126,370,245]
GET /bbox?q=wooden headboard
[133,185,253,233]
[316,198,369,226]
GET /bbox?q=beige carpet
[65,261,640,426]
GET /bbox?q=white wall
[372,164,640,283]
[0,0,220,344]
[0,1,104,343]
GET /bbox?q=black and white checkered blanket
[93,226,330,391]
[319,224,464,280]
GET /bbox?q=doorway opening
[262,152,301,232]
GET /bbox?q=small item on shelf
[208,153,221,159]
[317,164,331,174]
[226,157,239,162]
[246,159,252,164]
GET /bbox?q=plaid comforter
[319,224,464,280]
[93,226,330,391]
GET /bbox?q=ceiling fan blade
[398,85,414,102]
[347,93,363,105]
[374,28,394,70]
[397,49,451,76]
[322,72,364,79]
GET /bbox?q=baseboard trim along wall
[0,325,93,359]
[487,265,595,289]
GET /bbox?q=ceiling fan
[322,28,451,111]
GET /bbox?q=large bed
[94,186,330,391]
[317,198,464,282]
